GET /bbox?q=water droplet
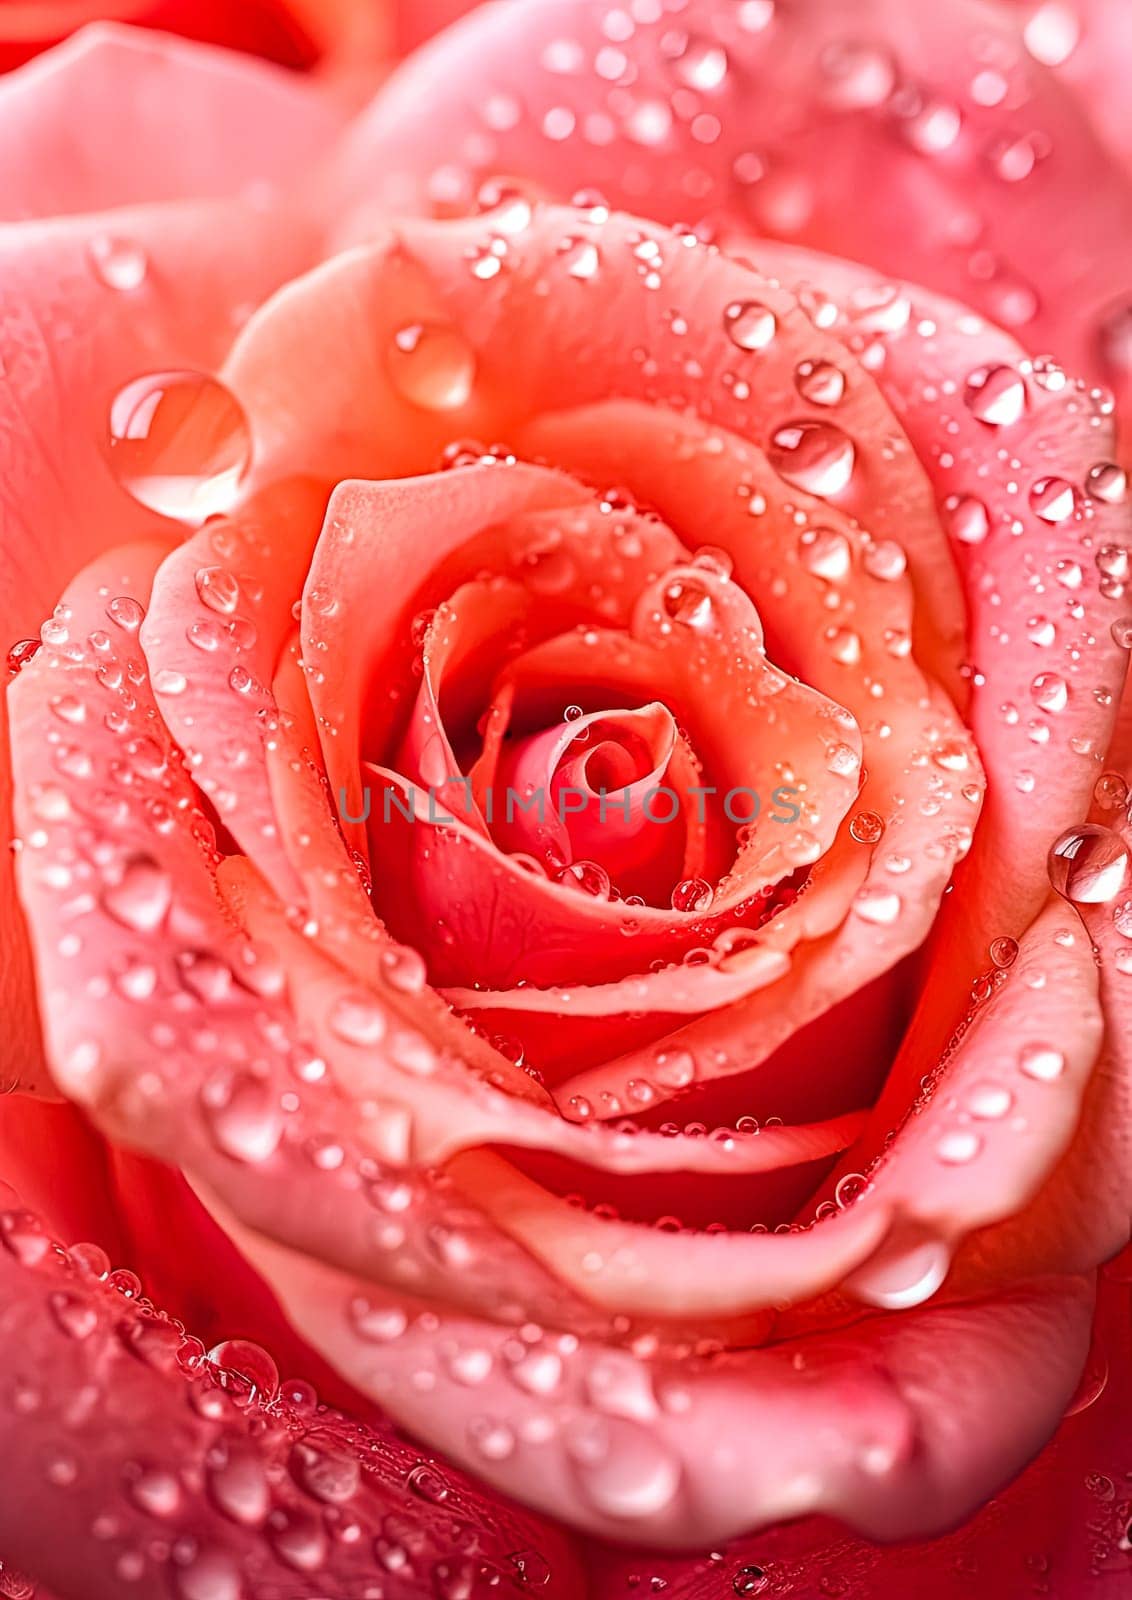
[852,886,901,924]
[849,810,885,844]
[559,236,601,280]
[723,300,777,351]
[88,234,147,290]
[194,566,241,615]
[1111,617,1132,649]
[381,944,428,995]
[769,421,855,496]
[6,638,41,674]
[107,595,145,632]
[1019,1043,1066,1082]
[948,495,990,546]
[201,1072,283,1163]
[556,860,613,899]
[1029,477,1080,524]
[965,364,1026,426]
[172,1546,242,1600]
[733,1567,769,1596]
[107,371,251,523]
[1048,824,1129,903]
[1024,2,1079,65]
[800,527,851,580]
[936,1129,981,1164]
[1030,672,1069,713]
[989,935,1019,968]
[330,991,387,1047]
[1087,462,1127,504]
[48,1289,98,1340]
[820,40,895,108]
[674,34,729,91]
[102,854,172,932]
[968,1082,1013,1119]
[567,1413,679,1518]
[290,1431,360,1503]
[386,323,475,410]
[671,877,714,913]
[795,358,846,406]
[208,1338,279,1400]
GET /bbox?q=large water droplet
[964,364,1026,426]
[108,371,251,524]
[769,421,855,496]
[88,235,148,291]
[386,323,476,410]
[201,1072,283,1163]
[1048,824,1129,904]
[723,300,777,351]
[102,854,172,932]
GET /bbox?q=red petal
[0,23,339,218]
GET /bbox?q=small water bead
[107,595,145,631]
[102,854,172,932]
[671,877,714,913]
[852,886,902,924]
[108,371,251,523]
[1030,672,1069,713]
[559,236,601,280]
[201,1072,283,1164]
[1019,1043,1066,1081]
[795,357,846,406]
[964,364,1027,426]
[1029,477,1080,524]
[386,323,476,410]
[6,638,41,675]
[948,495,990,546]
[849,810,885,844]
[1049,824,1129,904]
[820,39,895,108]
[1111,617,1132,649]
[968,1082,1014,1119]
[936,1129,982,1164]
[863,539,906,581]
[673,34,730,90]
[723,299,777,351]
[989,935,1019,968]
[208,1338,279,1401]
[1023,1,1080,65]
[1094,772,1129,812]
[1088,462,1127,504]
[733,1567,769,1596]
[769,421,855,497]
[194,566,241,615]
[556,860,613,899]
[88,234,147,291]
[800,527,851,581]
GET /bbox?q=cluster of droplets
[0,1214,568,1598]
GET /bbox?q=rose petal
[218,1202,1097,1549]
[0,1189,583,1599]
[0,22,340,218]
[334,0,1132,414]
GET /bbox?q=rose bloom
[2,1,1132,1597]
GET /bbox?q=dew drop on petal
[948,495,990,546]
[1019,1043,1066,1082]
[201,1072,284,1164]
[1029,477,1080,524]
[769,421,855,496]
[108,371,251,524]
[102,854,172,932]
[386,323,476,410]
[208,1338,279,1401]
[795,358,846,406]
[723,300,777,351]
[671,877,714,913]
[964,364,1026,426]
[1048,824,1129,904]
[88,234,148,291]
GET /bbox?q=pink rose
[2,3,1131,1597]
